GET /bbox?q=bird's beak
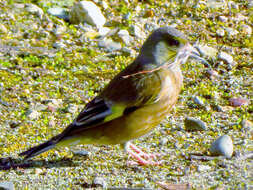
[179,43,210,67]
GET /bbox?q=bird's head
[138,27,205,67]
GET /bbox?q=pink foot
[126,143,162,166]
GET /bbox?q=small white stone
[218,16,228,22]
[47,8,69,20]
[198,165,211,172]
[117,29,132,45]
[53,42,66,49]
[101,1,109,9]
[216,28,225,37]
[26,109,40,120]
[241,24,252,36]
[218,52,233,64]
[25,4,44,19]
[225,27,239,36]
[196,44,217,58]
[70,1,106,28]
[98,27,110,36]
[98,38,122,52]
[130,25,145,39]
[210,135,233,158]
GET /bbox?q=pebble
[216,28,225,37]
[218,16,228,22]
[206,0,224,8]
[53,42,66,49]
[0,181,14,190]
[241,24,252,36]
[47,8,69,20]
[73,150,90,157]
[241,119,253,130]
[52,25,66,36]
[229,97,249,107]
[193,96,205,107]
[35,168,44,175]
[98,27,110,36]
[93,177,107,188]
[123,12,131,20]
[130,24,145,39]
[210,135,233,158]
[218,51,233,65]
[197,165,211,172]
[117,29,131,45]
[98,38,121,52]
[25,3,44,19]
[70,1,106,28]
[195,44,217,58]
[101,1,109,9]
[26,109,40,120]
[225,27,239,36]
[184,117,207,131]
[206,69,219,80]
[159,137,168,146]
[121,47,136,57]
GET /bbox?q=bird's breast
[76,65,183,145]
[102,66,183,143]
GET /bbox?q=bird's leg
[125,142,162,166]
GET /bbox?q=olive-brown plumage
[20,27,202,165]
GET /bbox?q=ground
[0,0,252,189]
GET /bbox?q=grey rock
[130,25,145,39]
[195,44,217,58]
[117,29,131,45]
[101,1,109,9]
[47,8,69,20]
[184,117,207,131]
[123,12,131,20]
[25,3,44,19]
[197,165,211,172]
[248,1,253,8]
[193,96,205,106]
[216,28,225,37]
[53,42,66,49]
[73,150,90,157]
[241,24,252,36]
[98,27,110,36]
[210,135,233,158]
[70,1,106,28]
[0,181,14,190]
[159,138,168,146]
[98,38,121,52]
[206,0,224,8]
[52,25,66,36]
[228,1,239,10]
[225,27,239,36]
[218,51,233,65]
[218,16,228,22]
[26,109,40,120]
[93,177,107,188]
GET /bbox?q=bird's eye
[168,38,180,46]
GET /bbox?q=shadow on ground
[0,157,79,170]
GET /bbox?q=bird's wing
[61,63,163,136]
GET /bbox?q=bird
[19,26,205,165]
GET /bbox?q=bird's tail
[19,134,62,160]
